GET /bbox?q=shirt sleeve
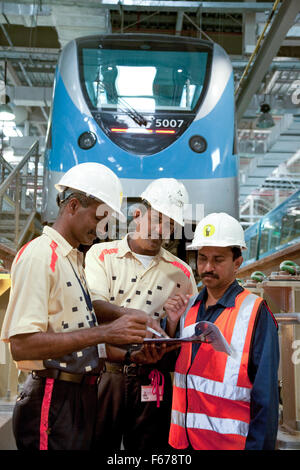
[245,301,280,450]
[84,245,110,302]
[1,250,50,341]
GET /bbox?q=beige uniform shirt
[1,226,101,373]
[85,234,198,320]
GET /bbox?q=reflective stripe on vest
[169,289,262,450]
[223,292,259,386]
[171,409,249,437]
[173,372,251,402]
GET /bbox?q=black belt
[104,361,162,377]
[32,369,100,385]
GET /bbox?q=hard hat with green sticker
[188,212,247,250]
[203,224,215,237]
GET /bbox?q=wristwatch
[124,349,132,365]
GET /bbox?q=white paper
[194,321,234,356]
[144,320,235,357]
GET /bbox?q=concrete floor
[0,398,299,451]
[0,401,16,450]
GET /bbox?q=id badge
[141,385,163,402]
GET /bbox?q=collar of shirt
[43,225,82,261]
[116,232,175,263]
[193,279,244,309]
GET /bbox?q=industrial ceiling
[0,0,300,226]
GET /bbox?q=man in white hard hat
[85,178,198,452]
[165,212,279,450]
[1,162,149,450]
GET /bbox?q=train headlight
[189,135,207,153]
[78,131,97,150]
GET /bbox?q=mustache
[201,272,219,279]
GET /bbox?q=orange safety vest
[169,289,262,450]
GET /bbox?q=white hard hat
[55,162,125,220]
[188,212,247,250]
[140,178,189,226]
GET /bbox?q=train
[242,189,300,269]
[42,33,238,230]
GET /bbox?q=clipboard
[143,321,235,357]
[143,336,204,345]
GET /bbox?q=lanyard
[67,258,93,312]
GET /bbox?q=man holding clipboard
[164,212,279,451]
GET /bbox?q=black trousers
[93,369,173,453]
[13,374,98,450]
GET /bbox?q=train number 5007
[155,118,184,128]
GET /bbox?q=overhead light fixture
[2,120,23,137]
[256,103,275,129]
[0,98,15,121]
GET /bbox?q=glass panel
[259,212,282,256]
[259,226,270,256]
[248,233,258,260]
[81,48,208,112]
[280,198,300,245]
[244,223,258,263]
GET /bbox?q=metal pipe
[235,0,281,96]
[0,140,39,198]
[100,1,277,13]
[17,210,36,248]
[274,313,300,324]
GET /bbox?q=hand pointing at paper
[163,293,191,337]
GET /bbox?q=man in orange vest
[165,212,279,450]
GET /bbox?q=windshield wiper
[96,79,148,127]
[117,96,148,127]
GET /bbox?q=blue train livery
[42,34,238,224]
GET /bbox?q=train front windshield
[78,37,211,155]
[82,49,208,112]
